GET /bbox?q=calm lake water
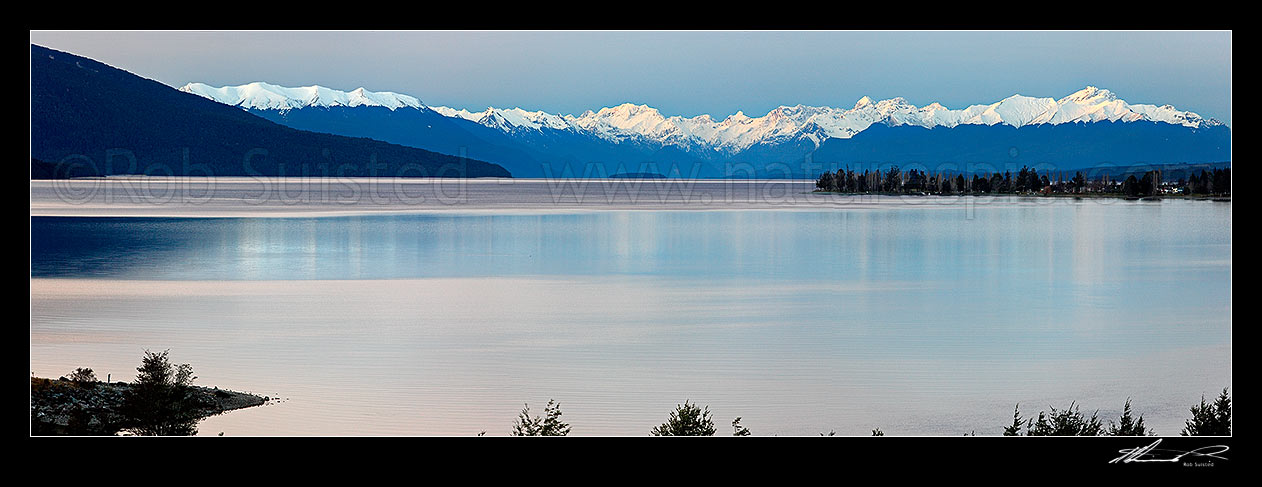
[29,183,1231,436]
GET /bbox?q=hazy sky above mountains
[30,31,1232,126]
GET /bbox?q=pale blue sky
[30,31,1232,125]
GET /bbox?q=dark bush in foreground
[65,367,97,386]
[510,399,571,436]
[650,401,716,436]
[1106,398,1154,436]
[1182,388,1231,436]
[119,350,207,436]
[1004,402,1103,436]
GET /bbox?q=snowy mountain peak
[179,82,424,111]
[592,103,658,119]
[617,102,651,111]
[719,111,752,127]
[439,86,1218,153]
[1062,85,1118,103]
[184,82,1225,154]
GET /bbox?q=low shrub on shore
[30,350,265,436]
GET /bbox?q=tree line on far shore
[815,165,1231,198]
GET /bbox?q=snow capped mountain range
[181,82,424,111]
[180,82,1224,156]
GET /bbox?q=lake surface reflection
[29,199,1231,435]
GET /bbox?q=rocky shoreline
[30,377,268,435]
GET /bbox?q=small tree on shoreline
[1107,398,1153,436]
[1003,402,1103,436]
[1182,388,1231,436]
[1003,404,1024,436]
[650,400,716,436]
[65,367,97,386]
[511,399,571,436]
[120,350,201,436]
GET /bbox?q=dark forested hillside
[248,105,543,177]
[30,45,511,178]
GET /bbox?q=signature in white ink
[1109,439,1229,464]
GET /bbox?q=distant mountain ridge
[183,82,1223,148]
[180,81,1230,178]
[30,45,511,178]
[182,82,425,111]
